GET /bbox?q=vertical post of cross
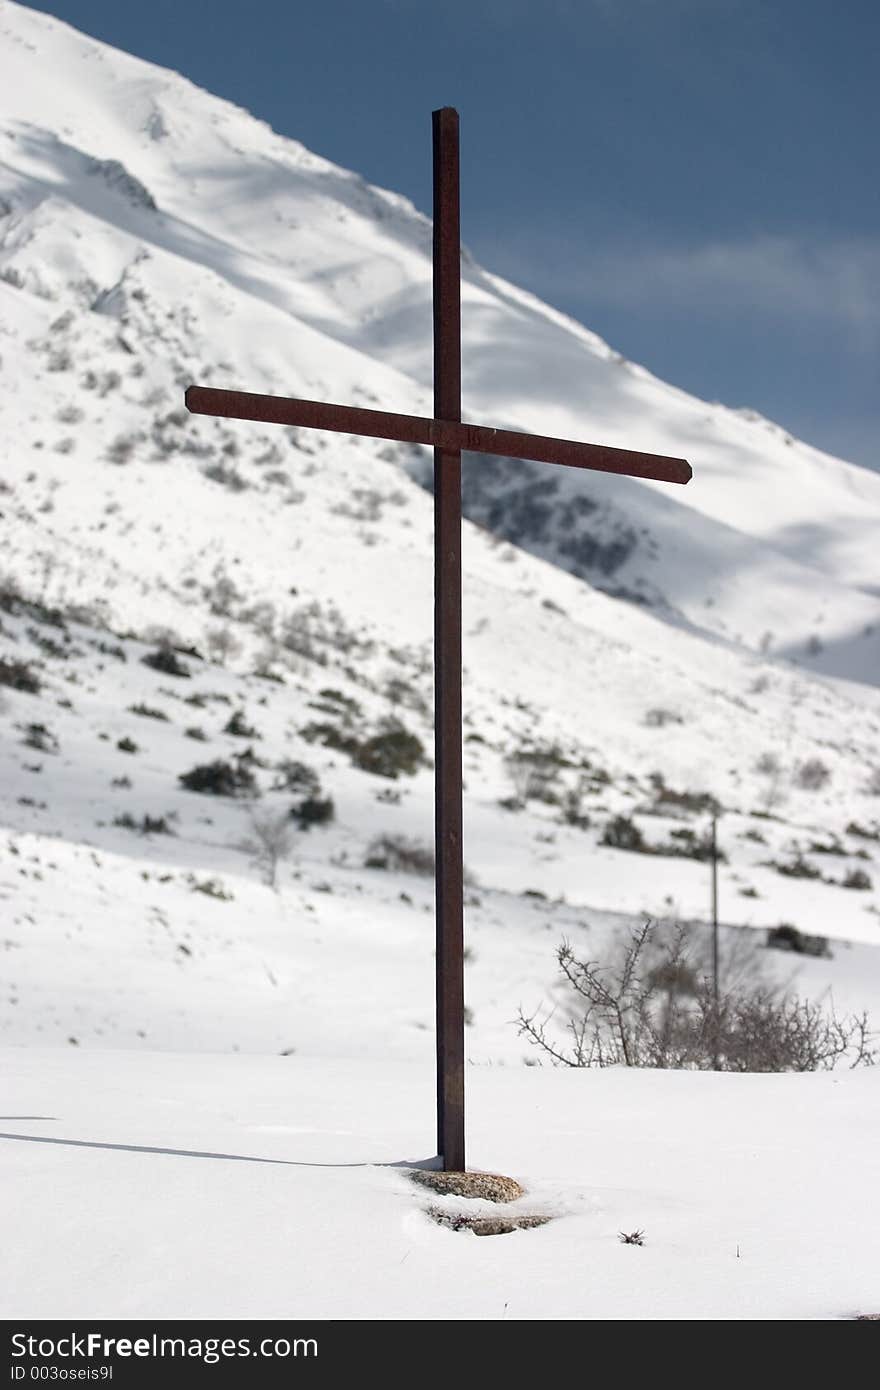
[711,811,720,1070]
[432,106,465,1172]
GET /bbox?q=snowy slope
[1,0,880,682]
[2,4,880,1321]
[1,0,879,1004]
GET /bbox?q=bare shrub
[205,570,243,618]
[518,923,876,1072]
[754,751,785,811]
[619,1230,645,1246]
[756,754,782,782]
[504,743,570,807]
[795,757,832,791]
[644,707,684,728]
[244,809,295,890]
[106,434,141,465]
[203,461,248,492]
[648,773,719,816]
[365,834,435,875]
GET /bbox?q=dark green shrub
[310,687,363,719]
[235,744,269,769]
[601,815,647,852]
[117,737,139,754]
[142,647,191,678]
[842,868,872,891]
[300,721,359,755]
[766,924,831,957]
[273,759,321,796]
[301,717,423,780]
[767,854,823,880]
[353,723,424,779]
[179,758,257,797]
[93,640,126,662]
[189,876,233,900]
[847,821,880,842]
[661,827,725,863]
[807,838,844,855]
[292,795,335,830]
[113,813,174,835]
[0,658,41,694]
[25,626,69,660]
[224,709,259,739]
[21,723,58,753]
[128,703,170,721]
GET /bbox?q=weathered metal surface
[432,106,465,1174]
[185,386,692,485]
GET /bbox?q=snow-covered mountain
[2,0,880,1069]
[2,1,880,678]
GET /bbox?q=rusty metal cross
[185,107,691,1172]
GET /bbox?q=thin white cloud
[490,232,880,347]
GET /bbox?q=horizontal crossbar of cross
[185,385,692,485]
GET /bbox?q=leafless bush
[644,707,684,728]
[794,757,831,791]
[504,743,570,807]
[205,626,243,667]
[518,922,876,1072]
[203,461,248,492]
[244,809,295,890]
[365,834,435,876]
[205,569,244,618]
[755,752,780,776]
[619,1230,645,1246]
[106,433,141,465]
[754,750,786,811]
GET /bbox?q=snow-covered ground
[1,0,879,1321]
[3,1049,878,1321]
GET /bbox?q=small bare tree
[244,809,294,890]
[754,751,785,813]
[504,746,564,808]
[206,625,243,667]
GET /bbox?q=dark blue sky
[25,0,880,469]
